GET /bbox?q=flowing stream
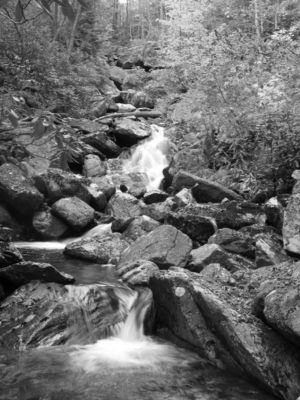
[4,125,276,400]
[1,279,275,400]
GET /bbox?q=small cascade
[123,124,169,190]
[117,288,152,341]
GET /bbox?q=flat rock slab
[0,281,134,349]
[118,224,192,269]
[0,261,74,288]
[188,244,247,272]
[172,170,242,203]
[149,268,300,400]
[0,163,43,217]
[180,202,266,230]
[52,196,95,231]
[64,233,129,264]
[113,118,151,146]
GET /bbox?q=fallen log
[95,110,162,121]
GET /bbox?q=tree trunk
[67,4,81,58]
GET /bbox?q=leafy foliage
[158,0,300,193]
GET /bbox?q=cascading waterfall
[123,124,169,190]
[70,286,189,370]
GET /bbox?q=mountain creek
[0,57,300,400]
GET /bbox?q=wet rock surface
[118,224,192,269]
[0,163,44,218]
[149,267,300,400]
[0,261,74,289]
[0,241,23,268]
[0,281,132,349]
[64,233,129,264]
[117,259,160,286]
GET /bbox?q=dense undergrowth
[0,0,299,196]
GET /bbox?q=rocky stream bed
[0,56,300,400]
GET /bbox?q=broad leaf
[61,0,75,22]
[15,0,24,22]
[8,110,19,128]
[76,0,87,9]
[0,0,10,9]
[54,132,64,149]
[33,117,46,139]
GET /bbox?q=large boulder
[0,163,43,218]
[283,182,300,255]
[64,233,129,264]
[192,180,242,203]
[83,154,107,178]
[252,261,300,347]
[255,232,289,268]
[208,228,256,259]
[118,225,192,269]
[120,90,154,109]
[149,268,300,400]
[177,202,266,230]
[109,65,127,86]
[263,285,300,347]
[32,208,68,239]
[143,190,168,205]
[90,177,116,200]
[52,197,95,231]
[112,118,151,147]
[0,261,74,289]
[0,281,135,349]
[88,186,107,212]
[141,198,175,222]
[82,131,122,158]
[117,259,159,286]
[116,103,136,113]
[165,210,216,243]
[0,204,20,231]
[122,215,160,241]
[0,241,23,268]
[106,192,143,219]
[34,168,91,204]
[188,244,248,272]
[171,170,242,203]
[97,76,120,99]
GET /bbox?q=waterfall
[70,286,189,370]
[117,288,152,341]
[122,124,169,190]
